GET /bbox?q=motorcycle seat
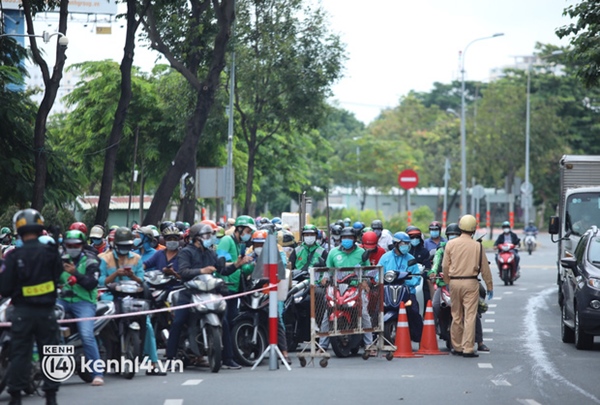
[96,301,112,316]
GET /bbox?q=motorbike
[382,270,414,344]
[55,298,116,383]
[525,232,537,255]
[171,273,227,373]
[231,277,270,366]
[283,270,311,352]
[145,269,183,349]
[431,282,452,349]
[496,243,519,286]
[102,280,150,379]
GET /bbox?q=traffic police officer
[442,214,493,358]
[0,209,63,405]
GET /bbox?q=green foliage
[41,205,76,235]
[81,207,98,232]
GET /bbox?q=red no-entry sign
[398,169,419,190]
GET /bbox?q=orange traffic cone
[417,300,448,355]
[393,301,422,358]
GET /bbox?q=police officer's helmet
[13,209,45,236]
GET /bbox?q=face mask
[66,247,82,259]
[241,233,251,242]
[304,236,316,246]
[399,245,409,255]
[133,238,142,247]
[374,230,382,238]
[166,241,179,251]
[430,231,440,238]
[410,238,420,247]
[254,247,263,256]
[332,235,341,241]
[448,235,458,240]
[116,245,132,256]
[15,239,23,248]
[503,228,510,234]
[341,239,354,250]
[212,235,218,245]
[2,237,10,245]
[91,238,103,246]
[202,239,213,249]
[58,238,63,244]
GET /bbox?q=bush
[42,205,76,236]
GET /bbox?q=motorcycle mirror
[476,233,487,242]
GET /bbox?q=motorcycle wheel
[502,269,510,286]
[0,343,10,394]
[206,325,222,373]
[528,244,533,255]
[331,335,360,358]
[232,321,267,367]
[122,330,141,379]
[384,320,396,344]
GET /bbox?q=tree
[233,0,345,215]
[140,0,235,224]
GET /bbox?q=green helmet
[65,230,86,244]
[234,215,257,231]
[302,224,318,235]
[361,226,373,235]
[502,221,511,228]
[0,227,11,239]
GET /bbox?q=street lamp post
[460,33,504,216]
[0,31,69,46]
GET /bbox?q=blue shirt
[377,250,421,294]
[143,249,180,272]
[424,237,447,252]
[134,247,156,266]
[98,250,145,301]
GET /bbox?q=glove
[486,290,494,301]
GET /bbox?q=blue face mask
[448,235,458,240]
[410,238,420,247]
[241,233,251,242]
[341,239,354,250]
[15,239,23,248]
[203,239,213,249]
[133,238,143,247]
[430,231,440,238]
[58,237,63,244]
[399,245,409,255]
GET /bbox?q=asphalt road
[2,232,600,405]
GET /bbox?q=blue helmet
[502,221,510,228]
[271,217,282,225]
[352,221,364,230]
[392,231,410,243]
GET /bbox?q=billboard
[1,0,118,15]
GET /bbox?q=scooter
[431,282,452,349]
[145,269,183,349]
[525,232,536,255]
[382,270,413,344]
[171,273,227,373]
[283,270,311,352]
[496,243,519,286]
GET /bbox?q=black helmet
[159,221,174,233]
[429,221,442,231]
[331,225,342,238]
[335,219,344,227]
[260,217,270,224]
[189,224,213,240]
[114,227,134,246]
[175,221,186,232]
[445,223,460,237]
[13,209,45,236]
[405,226,422,238]
[340,227,356,238]
[371,219,383,230]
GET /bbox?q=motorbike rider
[361,231,386,265]
[316,230,329,252]
[320,227,374,355]
[89,225,107,254]
[442,215,494,358]
[329,224,342,249]
[168,224,247,369]
[377,232,424,342]
[371,219,393,251]
[133,226,157,263]
[98,227,165,376]
[424,221,446,251]
[1,226,13,252]
[0,209,62,405]
[524,221,538,235]
[353,221,365,242]
[406,226,432,314]
[289,225,328,271]
[343,217,352,228]
[143,225,182,278]
[58,229,104,386]
[493,221,521,274]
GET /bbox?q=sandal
[477,344,491,352]
[91,377,104,386]
[146,367,167,376]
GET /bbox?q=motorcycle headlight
[587,278,600,290]
[294,296,303,304]
[384,271,396,283]
[347,301,356,307]
[507,257,513,263]
[328,300,335,307]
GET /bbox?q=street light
[460,33,504,216]
[0,31,69,46]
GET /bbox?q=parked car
[560,225,600,350]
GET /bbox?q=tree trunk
[29,0,69,210]
[95,0,140,227]
[244,146,256,216]
[142,0,235,225]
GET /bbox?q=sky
[29,0,578,124]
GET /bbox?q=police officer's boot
[45,390,58,405]
[8,391,21,405]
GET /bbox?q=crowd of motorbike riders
[0,209,537,404]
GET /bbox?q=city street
[2,232,600,405]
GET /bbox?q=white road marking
[478,363,493,368]
[488,304,497,308]
[492,297,502,300]
[164,400,184,405]
[518,288,528,291]
[487,311,495,315]
[492,380,512,386]
[485,319,495,323]
[483,338,493,341]
[478,351,490,354]
[503,291,513,294]
[483,328,494,333]
[400,375,414,378]
[523,288,600,404]
[182,379,203,386]
[517,400,542,405]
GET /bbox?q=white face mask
[254,247,263,256]
[304,236,316,246]
[503,228,510,234]
[166,241,179,251]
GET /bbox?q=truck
[549,155,600,306]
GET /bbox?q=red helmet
[200,220,218,231]
[362,231,378,249]
[69,222,88,236]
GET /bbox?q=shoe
[45,391,58,405]
[8,392,21,405]
[91,376,104,386]
[450,349,463,356]
[477,344,490,352]
[194,357,210,367]
[221,360,242,370]
[463,352,479,358]
[146,367,167,376]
